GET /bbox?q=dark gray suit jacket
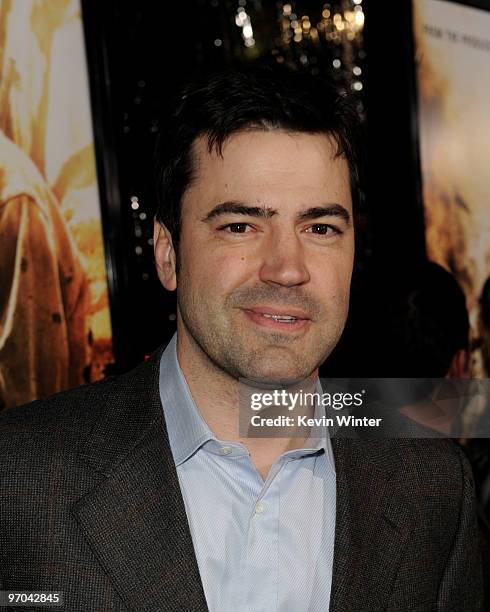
[0,348,484,611]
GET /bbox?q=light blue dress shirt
[159,334,336,612]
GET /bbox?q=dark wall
[325,0,428,376]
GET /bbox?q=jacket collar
[73,346,209,611]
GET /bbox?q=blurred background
[1,0,490,410]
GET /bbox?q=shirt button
[219,446,233,455]
[255,501,265,515]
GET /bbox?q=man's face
[158,129,355,382]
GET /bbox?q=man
[0,67,483,611]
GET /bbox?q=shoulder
[394,438,472,493]
[335,437,474,503]
[398,438,476,515]
[381,438,475,522]
[0,346,164,463]
[0,376,117,438]
[392,437,472,486]
[0,377,118,473]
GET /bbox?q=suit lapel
[71,349,208,611]
[329,438,415,612]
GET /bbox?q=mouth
[242,306,311,332]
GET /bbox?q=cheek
[333,241,355,290]
[312,254,353,303]
[212,251,254,291]
[180,238,254,295]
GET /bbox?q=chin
[240,355,313,386]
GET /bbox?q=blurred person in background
[384,261,470,435]
[467,275,490,603]
[478,276,490,377]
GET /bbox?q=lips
[245,306,310,320]
[242,306,310,331]
[259,313,299,322]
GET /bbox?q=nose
[258,230,310,287]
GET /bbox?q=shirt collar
[159,333,335,473]
[159,334,215,466]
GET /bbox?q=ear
[154,219,177,291]
[447,348,470,379]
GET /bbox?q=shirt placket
[238,458,290,612]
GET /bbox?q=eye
[219,223,253,234]
[305,223,342,236]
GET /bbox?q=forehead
[183,130,352,214]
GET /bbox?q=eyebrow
[296,204,351,225]
[202,201,351,225]
[202,201,277,221]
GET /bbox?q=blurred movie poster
[413,0,490,376]
[0,0,113,410]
